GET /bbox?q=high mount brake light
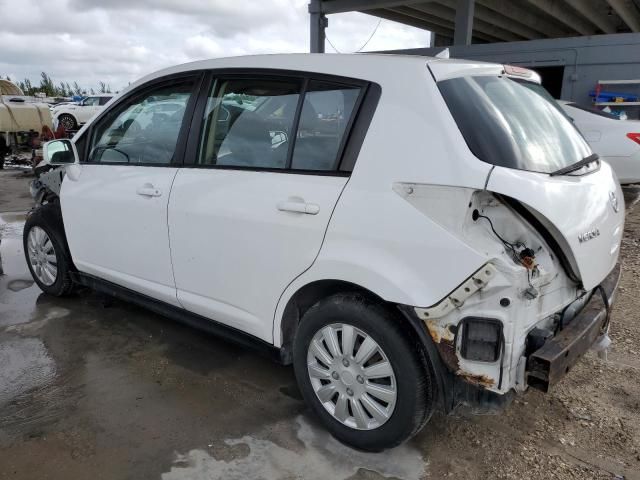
[627,133,640,145]
[503,65,532,78]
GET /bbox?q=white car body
[52,94,113,129]
[29,54,623,449]
[559,101,640,184]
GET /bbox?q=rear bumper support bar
[527,264,621,392]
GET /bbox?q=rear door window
[195,74,366,173]
[439,76,592,174]
[198,78,301,169]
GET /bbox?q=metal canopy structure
[309,0,640,51]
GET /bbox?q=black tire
[23,203,75,296]
[58,114,77,131]
[293,293,435,451]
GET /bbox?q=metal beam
[385,6,504,42]
[564,0,617,33]
[605,0,640,32]
[319,0,427,14]
[409,3,525,41]
[367,8,461,39]
[454,0,475,45]
[473,0,569,37]
[523,0,598,35]
[309,0,327,53]
[435,0,544,39]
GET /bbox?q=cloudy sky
[0,0,431,92]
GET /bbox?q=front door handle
[277,200,320,215]
[136,184,162,197]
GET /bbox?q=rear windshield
[439,76,592,174]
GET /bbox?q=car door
[77,96,99,124]
[61,74,200,305]
[168,74,366,341]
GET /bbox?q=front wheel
[23,205,75,296]
[293,293,435,451]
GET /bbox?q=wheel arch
[26,201,77,272]
[278,279,383,361]
[277,277,450,413]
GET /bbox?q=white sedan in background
[514,74,640,185]
[52,94,113,131]
[558,101,640,184]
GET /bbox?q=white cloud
[0,0,431,92]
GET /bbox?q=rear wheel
[58,114,77,131]
[293,293,434,451]
[23,205,75,296]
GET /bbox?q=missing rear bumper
[526,263,621,392]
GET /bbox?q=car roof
[128,53,505,91]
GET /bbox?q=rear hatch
[430,60,624,290]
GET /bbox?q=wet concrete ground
[1,168,640,480]
[0,208,427,480]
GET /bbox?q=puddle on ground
[0,211,39,328]
[0,336,56,406]
[0,212,27,277]
[162,416,426,480]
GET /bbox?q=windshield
[439,76,592,174]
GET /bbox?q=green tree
[39,72,56,96]
[18,78,34,95]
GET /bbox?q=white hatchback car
[25,54,623,451]
[52,94,113,131]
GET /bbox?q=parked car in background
[511,73,640,184]
[25,54,623,451]
[558,101,640,184]
[52,94,113,131]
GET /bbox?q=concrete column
[309,0,327,53]
[453,0,475,45]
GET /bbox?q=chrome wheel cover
[307,323,397,430]
[60,116,74,130]
[27,226,57,286]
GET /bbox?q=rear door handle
[136,184,162,197]
[277,200,320,215]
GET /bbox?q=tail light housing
[627,133,640,145]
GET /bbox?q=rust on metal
[456,371,495,388]
[425,319,454,343]
[425,318,496,386]
[425,319,459,371]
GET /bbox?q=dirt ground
[0,165,639,479]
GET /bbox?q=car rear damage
[396,59,626,407]
[400,178,622,405]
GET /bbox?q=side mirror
[43,139,79,165]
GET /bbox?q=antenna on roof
[435,48,450,59]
